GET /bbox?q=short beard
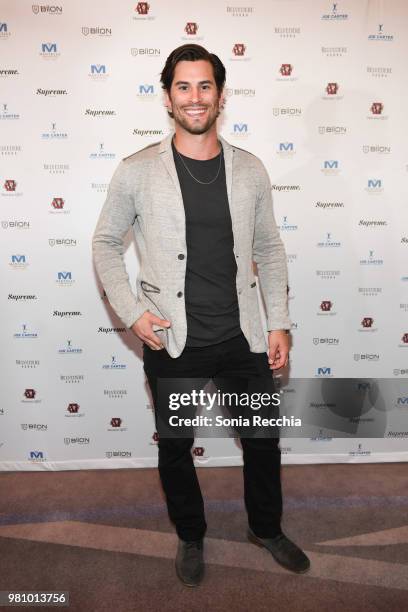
[171,108,220,135]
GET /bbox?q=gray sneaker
[248,528,310,574]
[175,538,204,587]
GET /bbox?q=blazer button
[177,291,183,297]
[178,254,185,260]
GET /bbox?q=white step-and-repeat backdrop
[1,0,407,470]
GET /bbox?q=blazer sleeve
[92,160,147,328]
[252,160,291,331]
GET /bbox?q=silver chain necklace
[174,143,223,185]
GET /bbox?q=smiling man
[92,44,310,586]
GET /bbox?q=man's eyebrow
[174,80,213,86]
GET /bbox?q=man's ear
[164,89,172,113]
[219,89,226,110]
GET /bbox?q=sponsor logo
[1,145,22,156]
[16,359,40,368]
[36,88,67,96]
[60,374,84,383]
[89,143,116,159]
[0,22,11,39]
[29,451,46,462]
[106,451,132,458]
[2,179,22,196]
[317,233,341,248]
[274,26,300,38]
[360,250,383,266]
[368,102,388,121]
[81,27,111,36]
[58,339,83,355]
[133,2,155,20]
[85,108,116,117]
[313,337,339,345]
[359,219,387,227]
[277,142,295,158]
[22,388,42,404]
[0,104,19,120]
[183,22,200,38]
[277,64,296,81]
[310,429,332,441]
[227,6,254,17]
[354,353,380,361]
[321,3,348,20]
[21,423,48,431]
[278,216,298,231]
[318,126,347,135]
[368,24,394,42]
[367,66,392,78]
[131,48,160,57]
[9,254,29,270]
[136,84,157,100]
[40,42,60,59]
[64,437,90,445]
[2,220,29,229]
[43,163,69,174]
[41,122,67,139]
[225,88,255,97]
[132,128,163,137]
[102,356,127,370]
[349,443,371,457]
[14,324,38,339]
[362,144,391,154]
[359,317,377,332]
[230,43,249,61]
[109,417,127,432]
[53,310,82,318]
[91,182,109,193]
[9,293,37,301]
[315,367,333,377]
[358,287,382,296]
[321,160,340,176]
[272,184,300,192]
[104,390,128,399]
[89,64,109,81]
[49,238,76,246]
[98,327,127,333]
[321,46,347,57]
[231,122,250,138]
[32,5,62,15]
[273,107,302,117]
[66,403,85,418]
[317,300,337,315]
[316,270,340,279]
[315,200,344,209]
[0,68,19,77]
[365,179,383,194]
[56,271,74,286]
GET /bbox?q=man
[93,44,310,586]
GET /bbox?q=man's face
[165,60,224,135]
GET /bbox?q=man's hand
[131,311,171,350]
[268,330,290,370]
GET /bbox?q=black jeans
[143,332,282,541]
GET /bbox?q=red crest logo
[326,82,338,95]
[111,417,122,427]
[233,43,246,56]
[52,197,64,209]
[371,102,383,115]
[67,403,79,413]
[362,317,374,328]
[280,64,293,76]
[320,301,332,311]
[4,180,16,191]
[193,447,204,457]
[402,333,408,344]
[135,2,149,15]
[152,431,159,442]
[24,389,36,399]
[185,22,198,35]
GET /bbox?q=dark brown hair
[160,44,226,94]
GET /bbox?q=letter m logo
[317,367,331,376]
[91,64,106,74]
[397,397,408,405]
[233,123,248,133]
[30,451,44,459]
[42,42,57,53]
[324,160,338,169]
[58,271,72,280]
[0,23,8,32]
[139,84,154,94]
[279,142,294,151]
[368,179,382,188]
[12,255,26,263]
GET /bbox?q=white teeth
[185,108,206,116]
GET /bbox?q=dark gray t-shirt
[172,141,242,347]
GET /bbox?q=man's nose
[189,87,201,104]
